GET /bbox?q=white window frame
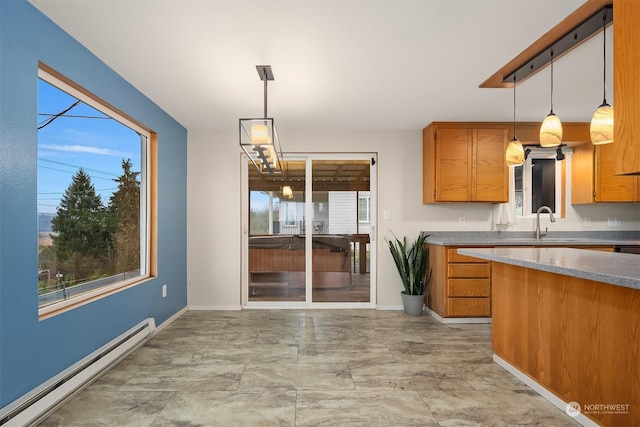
[358,192,371,223]
[516,147,565,217]
[37,66,152,318]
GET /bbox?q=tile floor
[39,310,577,426]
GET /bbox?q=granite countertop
[423,231,640,247]
[458,247,640,290]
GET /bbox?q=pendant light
[590,14,613,145]
[239,65,284,173]
[539,49,562,147]
[506,74,525,167]
[282,185,293,199]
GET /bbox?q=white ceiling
[30,0,612,133]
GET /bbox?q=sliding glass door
[244,155,375,306]
[247,160,306,302]
[311,160,371,303]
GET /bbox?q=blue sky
[37,79,141,215]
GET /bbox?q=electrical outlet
[458,217,466,227]
[584,217,592,228]
[383,210,390,220]
[162,284,167,298]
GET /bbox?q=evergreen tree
[110,159,140,272]
[51,168,111,280]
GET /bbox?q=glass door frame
[241,152,377,308]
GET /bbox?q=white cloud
[39,144,134,157]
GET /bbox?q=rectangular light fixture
[239,117,283,174]
[239,65,283,174]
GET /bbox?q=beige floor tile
[297,343,396,366]
[296,390,440,426]
[38,390,173,427]
[420,389,579,426]
[119,363,245,391]
[238,363,355,391]
[351,362,474,391]
[390,342,492,364]
[40,310,579,426]
[152,390,296,426]
[199,343,299,364]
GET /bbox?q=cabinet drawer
[448,263,490,278]
[447,279,490,297]
[447,248,488,263]
[446,297,491,316]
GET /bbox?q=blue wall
[0,1,188,407]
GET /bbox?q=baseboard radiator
[0,318,156,426]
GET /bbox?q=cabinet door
[596,143,637,202]
[571,142,596,204]
[435,128,472,201]
[473,128,508,202]
[614,0,640,175]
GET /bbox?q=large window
[37,66,152,314]
[514,147,564,216]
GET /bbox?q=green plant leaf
[386,232,430,295]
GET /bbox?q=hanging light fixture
[282,185,293,199]
[539,49,562,147]
[506,74,525,167]
[590,12,613,145]
[239,65,283,173]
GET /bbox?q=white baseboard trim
[426,308,492,324]
[0,318,155,427]
[376,305,404,311]
[188,305,242,311]
[493,354,600,427]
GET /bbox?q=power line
[37,101,81,130]
[38,165,114,181]
[38,158,122,177]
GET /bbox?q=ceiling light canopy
[240,65,284,174]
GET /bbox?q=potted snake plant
[387,233,431,316]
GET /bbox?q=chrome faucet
[535,206,556,239]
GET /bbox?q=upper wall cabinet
[572,142,639,203]
[423,123,508,203]
[614,0,640,176]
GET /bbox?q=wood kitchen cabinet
[427,244,616,320]
[423,123,508,203]
[427,245,492,318]
[572,142,639,203]
[614,0,640,176]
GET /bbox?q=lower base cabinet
[427,245,491,318]
[426,244,616,320]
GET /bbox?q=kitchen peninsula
[424,231,640,321]
[459,246,640,427]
